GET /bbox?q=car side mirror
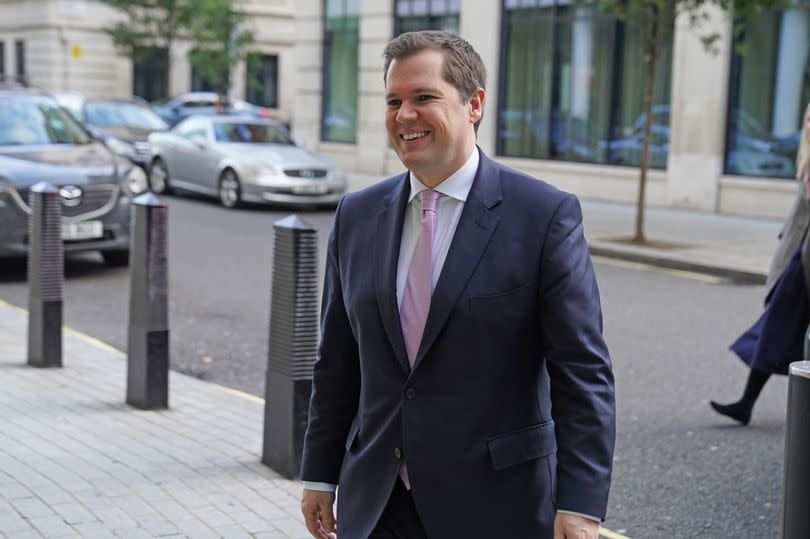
[190,135,208,148]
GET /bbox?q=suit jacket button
[405,388,416,399]
[394,447,402,459]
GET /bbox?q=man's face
[385,49,484,187]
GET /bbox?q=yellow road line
[216,385,265,404]
[0,298,26,314]
[592,255,725,284]
[600,527,632,539]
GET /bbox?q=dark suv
[0,81,148,266]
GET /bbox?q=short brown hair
[383,30,486,130]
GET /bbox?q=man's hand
[553,512,600,539]
[302,489,337,539]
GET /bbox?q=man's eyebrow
[385,87,442,100]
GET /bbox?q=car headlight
[123,166,148,195]
[260,163,283,176]
[106,137,136,157]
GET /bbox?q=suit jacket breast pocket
[468,283,533,332]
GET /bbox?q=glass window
[322,0,359,143]
[726,6,810,179]
[133,48,168,103]
[245,53,279,108]
[85,101,168,131]
[0,96,90,145]
[175,119,211,142]
[15,40,24,77]
[394,0,460,35]
[213,121,294,144]
[498,1,673,169]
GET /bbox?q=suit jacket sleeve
[540,194,616,520]
[300,196,360,484]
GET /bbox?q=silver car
[147,116,347,208]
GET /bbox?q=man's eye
[418,95,435,102]
[387,100,401,108]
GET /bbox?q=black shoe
[710,400,751,425]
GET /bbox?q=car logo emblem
[59,185,83,207]
[300,169,314,178]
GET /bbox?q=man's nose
[396,101,417,122]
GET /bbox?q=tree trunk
[634,5,659,244]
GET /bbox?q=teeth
[402,131,428,141]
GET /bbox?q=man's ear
[468,87,486,124]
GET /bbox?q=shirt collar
[408,147,479,204]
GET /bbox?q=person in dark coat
[299,31,615,539]
[711,101,810,425]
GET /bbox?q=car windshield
[86,102,168,130]
[213,122,294,145]
[0,96,91,145]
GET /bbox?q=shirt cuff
[557,509,602,523]
[302,481,337,492]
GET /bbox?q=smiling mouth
[401,131,429,141]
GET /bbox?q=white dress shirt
[302,147,598,524]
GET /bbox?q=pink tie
[399,189,440,489]
[401,189,440,366]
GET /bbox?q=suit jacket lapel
[414,150,502,369]
[375,173,411,373]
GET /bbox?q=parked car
[602,104,796,176]
[55,93,169,169]
[147,115,347,208]
[151,92,276,127]
[0,82,148,265]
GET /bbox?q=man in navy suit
[301,30,615,539]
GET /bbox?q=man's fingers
[303,506,329,539]
[301,489,336,539]
[319,502,337,534]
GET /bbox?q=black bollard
[27,182,63,368]
[783,360,810,538]
[262,215,319,478]
[126,193,169,410]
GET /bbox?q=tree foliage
[186,0,255,99]
[100,0,192,62]
[101,0,255,101]
[591,0,789,243]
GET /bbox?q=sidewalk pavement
[580,200,780,284]
[0,303,310,539]
[0,179,784,538]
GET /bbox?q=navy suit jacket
[301,150,616,538]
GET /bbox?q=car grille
[284,168,328,179]
[12,184,119,219]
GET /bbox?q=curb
[588,243,767,285]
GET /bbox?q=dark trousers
[368,478,428,539]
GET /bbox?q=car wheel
[101,250,129,267]
[148,157,172,194]
[218,169,241,208]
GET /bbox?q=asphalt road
[0,193,786,538]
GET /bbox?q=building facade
[0,0,295,122]
[293,0,810,217]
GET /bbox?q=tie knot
[420,189,441,213]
